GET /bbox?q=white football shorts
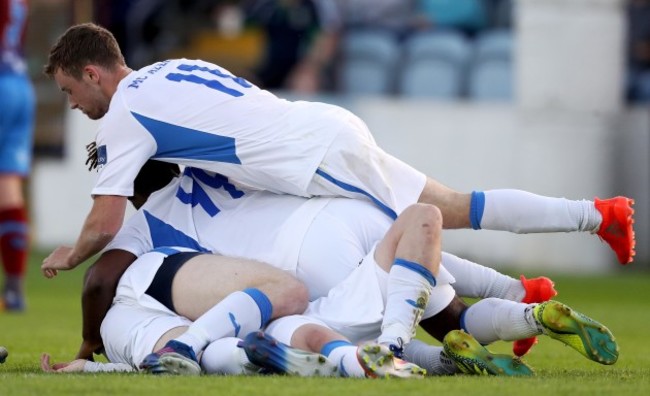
[267,245,456,345]
[306,108,427,220]
[296,198,393,300]
[101,250,192,367]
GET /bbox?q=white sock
[475,190,600,233]
[377,259,435,346]
[323,343,366,378]
[441,252,525,301]
[175,289,271,355]
[462,298,540,344]
[200,337,257,375]
[403,339,458,375]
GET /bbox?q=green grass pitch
[1,251,649,395]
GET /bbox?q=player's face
[54,68,110,120]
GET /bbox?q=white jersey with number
[107,168,332,275]
[92,58,426,218]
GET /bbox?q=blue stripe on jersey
[144,210,209,252]
[150,246,180,256]
[469,191,485,230]
[131,112,242,164]
[315,168,397,220]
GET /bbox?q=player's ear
[83,65,101,83]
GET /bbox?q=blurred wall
[518,0,626,113]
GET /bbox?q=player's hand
[41,246,74,278]
[40,353,87,373]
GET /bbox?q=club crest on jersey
[97,145,108,166]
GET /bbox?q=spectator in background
[94,0,218,69]
[0,0,34,312]
[244,0,339,94]
[243,0,439,96]
[627,0,650,102]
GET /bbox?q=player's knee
[302,324,343,353]
[271,277,309,318]
[403,203,443,235]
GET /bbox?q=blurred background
[24,0,649,273]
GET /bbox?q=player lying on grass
[48,162,616,378]
[41,23,635,284]
[39,248,439,377]
[74,161,555,361]
[40,162,536,374]
[42,218,618,377]
[42,249,337,376]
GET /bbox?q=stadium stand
[398,30,472,98]
[337,29,401,95]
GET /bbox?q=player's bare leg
[375,204,442,353]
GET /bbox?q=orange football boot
[594,197,636,265]
[512,275,558,357]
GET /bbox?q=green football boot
[533,300,619,365]
[443,330,534,376]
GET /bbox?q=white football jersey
[92,58,342,197]
[107,168,331,274]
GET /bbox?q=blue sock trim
[321,340,353,357]
[243,288,273,327]
[315,168,397,220]
[459,308,469,333]
[393,258,436,286]
[470,191,485,230]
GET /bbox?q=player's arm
[41,353,134,373]
[76,249,136,360]
[41,195,127,278]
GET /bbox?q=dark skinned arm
[75,249,136,360]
